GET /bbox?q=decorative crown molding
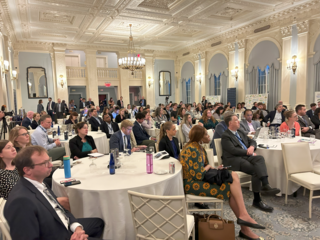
[297,20,309,34]
[237,39,247,49]
[280,26,292,38]
[228,43,235,52]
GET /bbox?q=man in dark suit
[22,111,34,129]
[80,98,87,109]
[4,146,104,240]
[88,109,102,131]
[101,113,119,138]
[240,109,260,135]
[86,98,95,107]
[53,98,65,121]
[201,96,207,107]
[221,114,280,212]
[117,96,124,108]
[79,97,82,108]
[109,120,138,152]
[139,96,146,107]
[296,104,320,138]
[307,103,317,119]
[46,97,55,119]
[264,104,285,127]
[132,112,156,151]
[278,100,287,110]
[0,110,9,140]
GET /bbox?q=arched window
[214,73,221,95]
[258,65,269,94]
[186,78,191,104]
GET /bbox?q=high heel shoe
[239,230,264,240]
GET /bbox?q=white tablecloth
[52,153,183,240]
[256,136,320,195]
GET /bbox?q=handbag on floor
[198,214,235,240]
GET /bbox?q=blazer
[298,115,316,136]
[132,121,150,145]
[21,118,32,129]
[86,101,95,106]
[239,119,260,135]
[159,136,180,159]
[37,104,44,114]
[139,99,146,107]
[210,121,228,155]
[69,135,96,159]
[100,121,119,138]
[31,120,39,129]
[109,130,131,152]
[307,109,314,119]
[65,119,77,125]
[311,115,320,129]
[53,103,65,114]
[46,101,55,112]
[263,110,285,124]
[115,114,126,123]
[88,116,103,131]
[221,129,257,169]
[117,100,124,108]
[4,177,77,240]
[79,101,87,109]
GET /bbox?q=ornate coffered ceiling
[1,0,318,52]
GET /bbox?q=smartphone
[64,180,81,187]
[223,166,232,169]
[60,178,76,184]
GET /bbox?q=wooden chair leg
[303,188,306,196]
[309,190,313,219]
[285,180,288,204]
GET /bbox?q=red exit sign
[104,83,111,87]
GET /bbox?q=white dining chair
[185,193,224,216]
[214,138,252,185]
[178,124,186,147]
[88,124,92,131]
[128,190,195,240]
[0,198,11,240]
[281,142,320,218]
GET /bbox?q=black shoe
[260,184,280,196]
[252,200,274,212]
[239,230,264,240]
[194,203,209,209]
[237,218,265,229]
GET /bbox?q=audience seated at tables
[37,99,44,114]
[221,114,280,213]
[241,102,246,110]
[31,115,66,161]
[86,98,95,107]
[213,106,224,120]
[80,98,87,109]
[181,114,193,142]
[177,107,186,120]
[253,110,264,126]
[115,108,127,123]
[109,120,138,152]
[102,107,113,121]
[88,109,103,131]
[240,109,260,135]
[132,113,156,151]
[31,113,40,129]
[40,110,47,116]
[235,103,245,115]
[4,146,104,240]
[154,107,167,123]
[126,104,132,118]
[223,105,231,113]
[141,111,154,130]
[307,103,317,119]
[264,104,285,127]
[69,122,98,159]
[131,105,138,118]
[164,104,171,120]
[199,109,219,130]
[101,113,119,138]
[186,104,197,124]
[278,100,287,110]
[180,126,265,240]
[9,126,31,153]
[256,102,268,117]
[159,122,180,159]
[112,106,120,119]
[280,110,300,136]
[22,111,34,129]
[296,104,320,138]
[65,111,78,125]
[251,102,258,110]
[170,103,178,123]
[195,103,203,116]
[311,108,320,130]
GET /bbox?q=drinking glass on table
[310,135,316,146]
[89,157,97,172]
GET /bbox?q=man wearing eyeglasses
[31,114,65,161]
[4,146,104,240]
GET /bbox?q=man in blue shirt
[139,96,146,107]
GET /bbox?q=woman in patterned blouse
[180,126,264,240]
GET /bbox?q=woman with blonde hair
[115,108,126,123]
[9,126,31,152]
[31,113,40,129]
[159,121,180,159]
[199,109,218,130]
[280,110,300,136]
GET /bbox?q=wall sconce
[148,76,153,88]
[12,67,18,80]
[59,75,66,88]
[3,60,9,73]
[196,73,202,84]
[231,66,239,81]
[287,55,297,74]
[28,82,32,87]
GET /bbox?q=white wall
[65,50,86,67]
[248,41,280,70]
[97,52,118,68]
[181,61,195,104]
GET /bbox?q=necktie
[127,135,131,153]
[43,188,69,224]
[123,136,127,149]
[59,104,61,112]
[235,132,248,150]
[301,117,308,127]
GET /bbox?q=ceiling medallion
[118,24,146,75]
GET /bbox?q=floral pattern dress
[180,142,230,200]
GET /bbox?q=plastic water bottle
[57,126,60,136]
[51,121,53,128]
[63,156,71,178]
[109,152,115,175]
[177,116,180,125]
[146,146,154,174]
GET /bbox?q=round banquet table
[52,152,183,240]
[255,136,320,195]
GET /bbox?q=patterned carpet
[201,187,320,240]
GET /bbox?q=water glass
[89,157,97,172]
[287,130,292,139]
[124,148,130,156]
[310,135,316,146]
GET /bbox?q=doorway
[129,86,142,106]
[69,94,81,112]
[129,93,134,106]
[99,94,109,108]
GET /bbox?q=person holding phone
[159,122,180,159]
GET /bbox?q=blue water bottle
[51,121,53,128]
[57,126,60,136]
[177,116,180,125]
[63,156,71,178]
[109,152,115,175]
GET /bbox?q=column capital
[53,43,67,52]
[281,26,292,38]
[228,43,235,52]
[237,39,247,49]
[297,20,309,34]
[85,49,97,56]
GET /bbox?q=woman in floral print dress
[180,125,264,240]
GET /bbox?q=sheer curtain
[246,67,258,94]
[268,64,280,110]
[221,72,228,104]
[209,74,214,95]
[315,60,320,91]
[181,78,187,103]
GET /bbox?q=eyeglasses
[32,159,51,168]
[19,132,30,137]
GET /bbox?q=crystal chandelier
[118,24,146,75]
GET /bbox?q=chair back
[57,119,64,125]
[128,190,189,240]
[88,124,91,131]
[281,142,313,175]
[178,124,186,146]
[155,128,161,143]
[0,198,11,240]
[130,131,137,148]
[214,138,223,165]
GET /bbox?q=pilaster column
[145,52,155,107]
[174,59,180,103]
[85,49,98,105]
[296,21,309,106]
[13,50,22,109]
[53,44,68,103]
[200,52,206,100]
[228,43,236,88]
[237,39,246,103]
[50,52,57,101]
[5,38,14,111]
[194,55,200,103]
[280,26,293,109]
